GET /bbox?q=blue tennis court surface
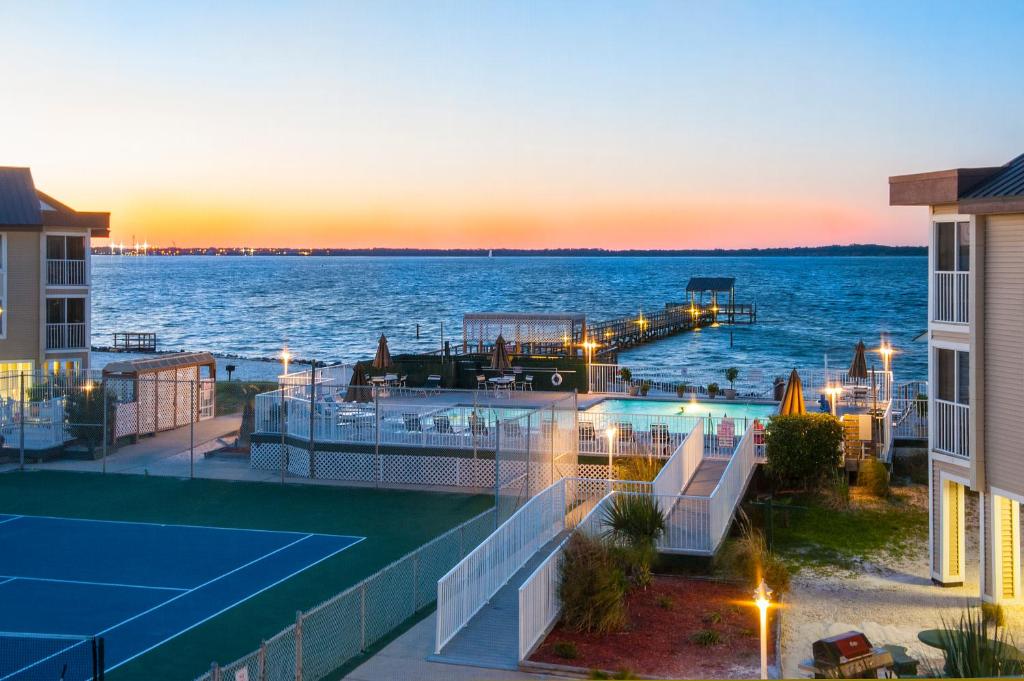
[0,514,362,680]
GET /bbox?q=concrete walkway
[345,612,567,681]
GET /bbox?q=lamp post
[825,385,841,416]
[880,342,893,374]
[605,427,617,483]
[754,578,773,680]
[280,347,292,379]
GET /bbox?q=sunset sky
[2,1,1022,249]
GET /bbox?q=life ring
[550,371,563,387]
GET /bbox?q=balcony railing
[933,398,969,458]
[46,322,87,350]
[934,271,968,324]
[46,259,87,287]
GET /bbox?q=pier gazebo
[462,312,586,356]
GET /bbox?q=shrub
[713,513,791,594]
[615,456,663,483]
[552,641,578,660]
[676,383,689,397]
[822,468,850,510]
[639,380,651,396]
[602,494,665,588]
[931,607,1022,677]
[858,458,890,498]
[982,602,1006,628]
[65,385,117,452]
[702,610,723,624]
[559,533,628,633]
[619,368,632,383]
[764,413,844,490]
[689,629,724,646]
[707,382,720,398]
[657,595,675,610]
[724,367,739,390]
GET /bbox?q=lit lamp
[825,384,842,416]
[754,578,773,680]
[880,342,893,374]
[605,427,617,482]
[280,347,292,378]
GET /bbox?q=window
[46,235,85,260]
[936,348,969,404]
[46,298,85,325]
[935,222,970,272]
[0,361,34,400]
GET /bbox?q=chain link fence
[197,507,496,681]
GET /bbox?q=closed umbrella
[848,340,868,381]
[779,368,806,416]
[490,334,511,371]
[344,366,372,402]
[372,334,393,371]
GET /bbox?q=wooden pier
[580,304,716,354]
[112,332,157,352]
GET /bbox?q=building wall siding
[983,214,1024,498]
[0,230,41,364]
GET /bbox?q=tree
[724,367,739,391]
[65,385,117,454]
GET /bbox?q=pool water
[585,398,777,420]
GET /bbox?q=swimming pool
[584,397,777,420]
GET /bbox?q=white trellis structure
[462,312,587,355]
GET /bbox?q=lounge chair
[617,422,635,452]
[579,420,597,449]
[424,374,442,395]
[476,374,487,391]
[716,417,735,452]
[402,413,423,432]
[651,423,671,456]
[433,414,454,434]
[523,375,534,391]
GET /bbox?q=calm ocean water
[91,256,927,381]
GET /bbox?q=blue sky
[1,1,1022,247]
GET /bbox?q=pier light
[879,342,894,373]
[825,384,842,415]
[753,579,773,680]
[280,347,292,376]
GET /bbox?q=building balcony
[933,271,968,324]
[46,322,87,350]
[933,398,969,458]
[46,259,87,287]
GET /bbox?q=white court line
[0,637,89,681]
[0,516,22,527]
[106,535,366,673]
[6,512,361,540]
[0,575,187,592]
[0,577,15,587]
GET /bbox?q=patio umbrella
[848,340,868,382]
[372,334,393,371]
[344,366,372,402]
[779,368,806,416]
[490,334,511,371]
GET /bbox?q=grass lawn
[215,380,277,416]
[0,470,492,680]
[768,485,929,571]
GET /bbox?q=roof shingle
[0,167,42,225]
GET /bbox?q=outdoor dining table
[488,375,515,397]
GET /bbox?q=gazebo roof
[102,352,216,376]
[686,277,735,293]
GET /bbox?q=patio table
[488,376,515,398]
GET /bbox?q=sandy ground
[780,487,1024,678]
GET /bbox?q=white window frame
[0,233,6,339]
[929,215,974,329]
[44,293,88,352]
[44,231,90,289]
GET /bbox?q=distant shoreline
[93,244,925,257]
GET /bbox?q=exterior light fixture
[754,578,773,680]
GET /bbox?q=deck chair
[578,420,597,449]
[433,414,454,434]
[470,415,489,438]
[402,413,423,432]
[523,375,534,391]
[716,417,735,453]
[424,374,442,395]
[476,374,487,390]
[651,423,671,456]
[616,422,635,452]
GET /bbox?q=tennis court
[0,514,362,680]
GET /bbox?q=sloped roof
[102,352,216,376]
[686,277,735,292]
[962,153,1024,199]
[0,167,42,225]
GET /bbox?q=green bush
[764,413,844,489]
[689,629,724,646]
[615,456,663,483]
[724,367,739,390]
[639,380,651,396]
[823,468,850,510]
[552,641,578,660]
[65,386,117,452]
[713,513,791,594]
[858,458,890,498]
[657,595,675,610]
[559,533,628,633]
[707,382,720,398]
[602,494,665,588]
[702,610,723,625]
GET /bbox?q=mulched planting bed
[531,575,777,679]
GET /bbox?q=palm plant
[934,606,1023,678]
[602,494,665,587]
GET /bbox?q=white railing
[892,398,928,440]
[517,493,613,661]
[934,399,969,458]
[199,378,215,420]
[652,422,703,497]
[45,322,87,350]
[589,363,774,399]
[708,427,757,547]
[659,493,713,553]
[45,259,87,287]
[435,478,567,654]
[934,271,969,324]
[577,411,756,458]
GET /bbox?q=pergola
[686,277,736,309]
[462,312,587,355]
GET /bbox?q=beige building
[891,153,1024,603]
[0,167,109,379]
